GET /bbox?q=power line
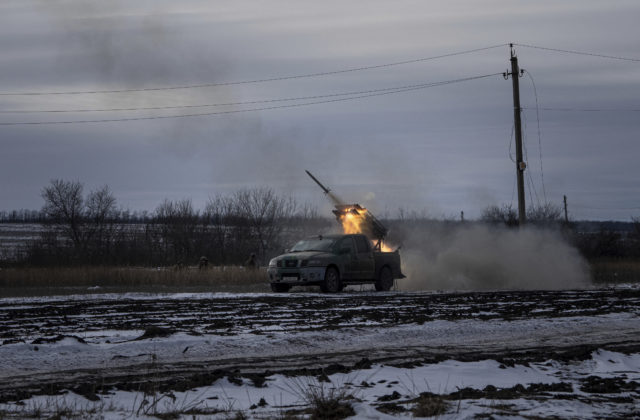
[507,123,516,207]
[514,43,640,62]
[523,70,547,203]
[572,204,640,210]
[521,112,540,207]
[0,44,507,96]
[523,106,640,112]
[0,73,502,126]
[507,123,515,163]
[0,78,497,114]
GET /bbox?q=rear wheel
[375,266,394,291]
[321,267,341,293]
[270,283,291,293]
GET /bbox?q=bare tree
[235,187,297,264]
[204,194,238,264]
[40,180,118,262]
[41,179,85,249]
[291,201,328,238]
[481,204,518,227]
[482,202,563,228]
[527,203,562,226]
[85,185,117,257]
[151,198,199,264]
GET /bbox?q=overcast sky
[1,0,639,220]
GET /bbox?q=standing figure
[199,256,209,270]
[245,253,258,270]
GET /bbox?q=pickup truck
[267,233,405,293]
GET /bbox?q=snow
[2,312,639,380]
[2,350,638,419]
[574,349,640,380]
[2,290,639,418]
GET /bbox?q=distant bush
[481,203,562,228]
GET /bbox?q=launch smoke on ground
[396,224,590,290]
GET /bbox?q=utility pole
[563,195,569,223]
[504,44,526,226]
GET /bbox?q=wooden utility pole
[563,195,569,223]
[505,44,526,226]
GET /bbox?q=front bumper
[267,266,326,285]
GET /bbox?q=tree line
[15,179,329,267]
[480,202,640,259]
[2,179,639,266]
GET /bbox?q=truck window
[354,235,370,253]
[335,237,355,254]
[290,237,337,252]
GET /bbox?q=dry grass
[411,393,448,417]
[591,259,640,284]
[281,377,356,420]
[0,265,270,297]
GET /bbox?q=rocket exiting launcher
[332,204,388,242]
[305,170,389,245]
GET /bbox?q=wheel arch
[326,264,340,277]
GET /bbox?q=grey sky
[1,0,639,220]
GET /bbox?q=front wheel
[320,267,341,293]
[375,266,394,291]
[270,283,291,293]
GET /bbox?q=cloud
[0,1,639,220]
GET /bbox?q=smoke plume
[396,223,590,290]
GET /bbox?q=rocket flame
[340,208,366,235]
[378,242,394,252]
[337,206,393,252]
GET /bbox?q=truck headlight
[268,259,277,267]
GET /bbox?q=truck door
[354,235,375,279]
[335,236,357,279]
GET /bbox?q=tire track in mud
[2,289,639,342]
[1,288,640,402]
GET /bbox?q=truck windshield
[290,238,337,252]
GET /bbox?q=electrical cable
[523,70,547,203]
[0,72,503,126]
[508,123,516,163]
[514,43,640,62]
[526,174,535,208]
[523,106,640,112]
[0,77,497,114]
[521,111,541,207]
[527,169,540,208]
[508,123,516,207]
[510,173,516,208]
[0,44,507,96]
[571,203,640,210]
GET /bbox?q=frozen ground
[1,287,640,418]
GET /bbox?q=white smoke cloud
[397,224,590,290]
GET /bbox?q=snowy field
[1,288,639,418]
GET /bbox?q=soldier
[245,253,258,270]
[199,256,209,270]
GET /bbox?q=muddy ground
[1,288,640,417]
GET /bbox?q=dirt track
[3,288,640,339]
[2,288,640,403]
